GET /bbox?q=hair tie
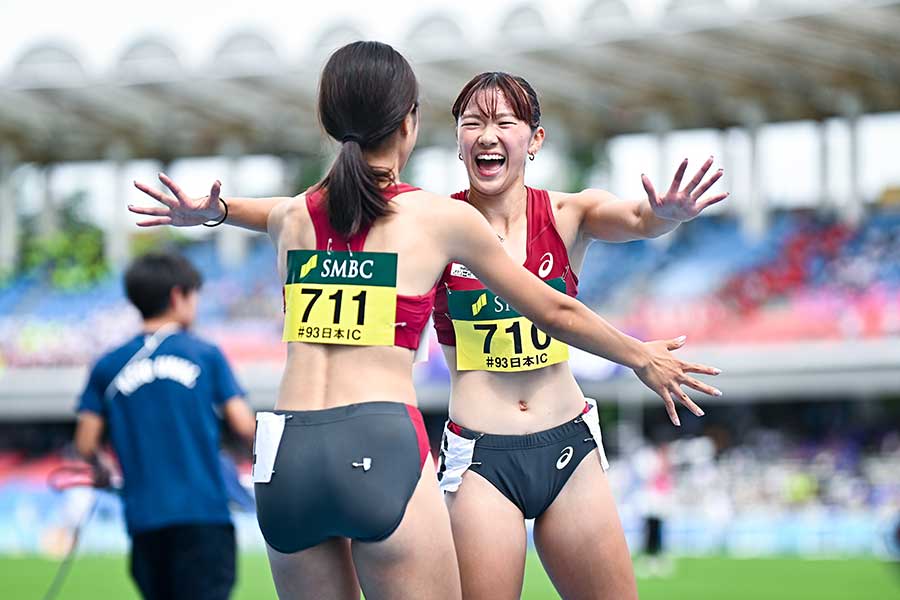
[341,133,362,144]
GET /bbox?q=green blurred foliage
[293,153,328,192]
[18,191,108,289]
[130,228,195,258]
[568,142,604,193]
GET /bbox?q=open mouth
[474,153,506,176]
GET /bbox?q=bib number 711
[283,249,397,346]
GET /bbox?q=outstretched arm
[437,200,721,426]
[130,173,289,232]
[576,157,728,242]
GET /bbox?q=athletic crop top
[433,186,579,347]
[300,183,436,350]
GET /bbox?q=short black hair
[124,252,202,319]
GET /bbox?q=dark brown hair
[318,41,419,237]
[125,252,202,319]
[451,72,541,131]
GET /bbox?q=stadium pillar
[216,139,249,268]
[281,154,302,193]
[719,128,738,218]
[740,104,767,239]
[0,145,18,274]
[818,120,831,212]
[38,164,59,237]
[591,139,612,191]
[645,112,672,188]
[106,141,132,273]
[840,94,864,226]
[647,113,677,249]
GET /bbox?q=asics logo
[538,252,554,278]
[556,446,574,470]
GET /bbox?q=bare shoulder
[268,193,311,241]
[394,188,455,209]
[394,189,480,226]
[552,188,617,213]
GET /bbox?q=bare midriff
[442,345,586,435]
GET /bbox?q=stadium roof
[2,0,899,163]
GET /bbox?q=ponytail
[320,139,394,238]
[317,41,418,238]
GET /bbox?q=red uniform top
[304,183,436,350]
[433,187,579,346]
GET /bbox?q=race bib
[448,278,569,372]
[282,250,397,346]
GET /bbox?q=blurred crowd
[2,208,898,368]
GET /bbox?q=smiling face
[453,74,544,197]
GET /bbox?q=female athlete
[131,49,722,600]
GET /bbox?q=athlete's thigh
[445,470,528,600]
[351,459,461,600]
[533,454,637,600]
[266,537,360,600]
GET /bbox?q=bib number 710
[472,321,552,354]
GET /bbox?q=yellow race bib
[448,278,569,372]
[282,250,397,346]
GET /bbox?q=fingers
[135,216,173,227]
[209,179,222,206]
[691,167,723,199]
[680,374,722,398]
[641,174,658,207]
[128,204,170,217]
[668,158,689,195]
[666,335,687,351]
[697,192,729,212]
[158,172,189,203]
[660,388,680,427]
[683,362,722,376]
[669,382,705,417]
[133,180,177,209]
[684,156,714,193]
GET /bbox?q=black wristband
[202,197,228,227]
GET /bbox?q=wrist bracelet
[202,197,228,227]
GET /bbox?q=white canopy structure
[2,0,898,272]
[1,0,898,162]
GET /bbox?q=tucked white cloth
[251,412,286,484]
[583,398,610,471]
[437,427,478,494]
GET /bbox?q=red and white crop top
[432,186,579,346]
[302,183,436,350]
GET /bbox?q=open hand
[129,173,223,227]
[642,157,728,222]
[632,335,722,426]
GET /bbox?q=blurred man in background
[73,252,256,600]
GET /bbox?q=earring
[458,153,463,161]
[528,153,535,161]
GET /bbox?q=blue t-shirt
[78,328,246,535]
